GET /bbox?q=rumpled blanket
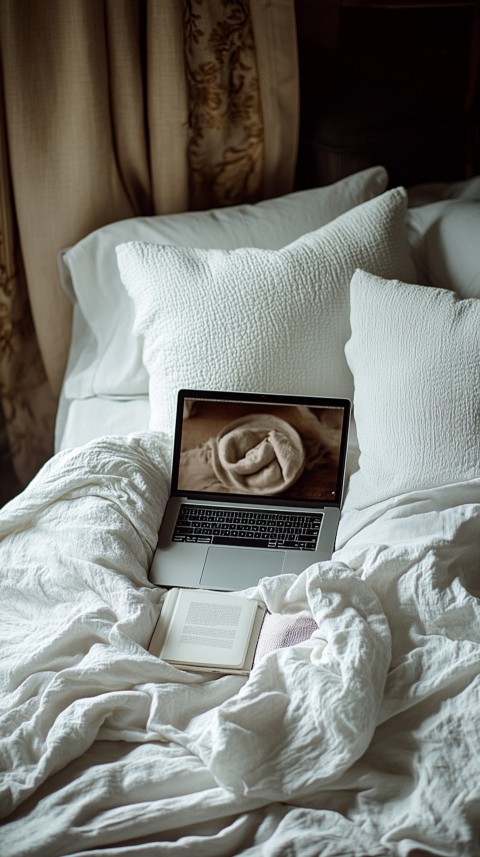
[1,433,479,856]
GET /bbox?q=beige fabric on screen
[0,0,299,488]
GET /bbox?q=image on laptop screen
[174,395,348,505]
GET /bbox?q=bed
[1,166,479,856]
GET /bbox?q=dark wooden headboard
[294,0,480,189]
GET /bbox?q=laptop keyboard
[173,504,323,551]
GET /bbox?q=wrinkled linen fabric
[1,434,479,856]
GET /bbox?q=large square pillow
[60,166,388,399]
[344,269,480,510]
[116,187,416,435]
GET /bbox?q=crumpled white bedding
[1,433,479,856]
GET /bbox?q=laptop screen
[171,391,351,508]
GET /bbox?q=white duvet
[1,434,479,856]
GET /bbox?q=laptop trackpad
[201,546,284,590]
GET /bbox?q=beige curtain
[0,0,299,489]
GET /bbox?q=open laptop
[150,389,351,591]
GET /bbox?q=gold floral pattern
[183,0,264,209]
[0,254,55,490]
[0,114,56,494]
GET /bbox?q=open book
[148,588,266,675]
[148,588,318,675]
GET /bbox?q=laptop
[150,389,351,591]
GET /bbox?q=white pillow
[59,167,388,399]
[407,200,480,298]
[407,173,480,207]
[344,269,480,510]
[116,187,416,435]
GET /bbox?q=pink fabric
[253,613,317,665]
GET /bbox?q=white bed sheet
[55,392,150,452]
[1,433,479,856]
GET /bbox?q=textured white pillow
[116,187,416,435]
[344,269,480,510]
[60,167,388,399]
[407,200,480,298]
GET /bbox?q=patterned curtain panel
[0,0,298,492]
[184,0,298,209]
[0,93,58,487]
[185,1,265,209]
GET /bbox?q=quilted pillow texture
[61,167,388,399]
[344,269,480,510]
[116,187,416,435]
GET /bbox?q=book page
[160,589,259,669]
